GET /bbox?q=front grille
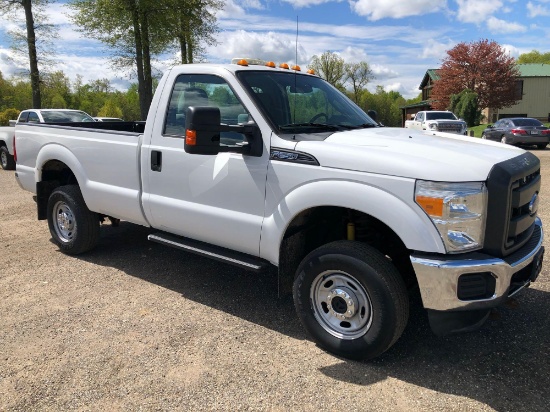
[437,123,462,133]
[484,152,541,257]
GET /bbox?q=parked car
[93,117,124,122]
[18,109,95,123]
[1,110,95,170]
[482,117,550,149]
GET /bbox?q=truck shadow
[82,222,550,412]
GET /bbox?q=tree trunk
[140,10,153,115]
[129,0,147,120]
[22,0,41,108]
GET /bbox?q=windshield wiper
[279,122,341,131]
[345,123,378,129]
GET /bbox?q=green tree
[517,50,550,64]
[41,71,72,108]
[69,0,163,119]
[97,99,123,118]
[344,61,373,104]
[0,0,57,109]
[309,51,345,90]
[361,86,405,127]
[0,108,21,125]
[449,89,481,127]
[166,0,222,64]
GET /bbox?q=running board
[148,233,270,273]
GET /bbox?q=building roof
[399,100,432,110]
[419,69,440,90]
[518,64,550,77]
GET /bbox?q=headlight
[415,180,487,253]
[428,123,437,130]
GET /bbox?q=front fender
[259,178,445,265]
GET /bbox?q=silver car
[482,117,550,149]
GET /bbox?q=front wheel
[0,146,15,170]
[293,241,409,360]
[500,136,507,144]
[481,133,487,140]
[47,185,100,254]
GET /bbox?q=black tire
[47,185,100,254]
[0,146,15,170]
[536,143,547,150]
[293,241,409,361]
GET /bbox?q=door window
[28,112,40,123]
[163,74,249,145]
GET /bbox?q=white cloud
[501,44,521,58]
[384,82,401,91]
[281,0,342,7]
[208,30,308,64]
[455,0,502,24]
[339,46,368,63]
[421,39,455,59]
[527,2,550,17]
[370,63,399,79]
[350,0,446,21]
[486,16,527,33]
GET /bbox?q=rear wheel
[536,143,547,150]
[500,136,507,144]
[0,146,15,170]
[293,241,409,360]
[47,185,99,254]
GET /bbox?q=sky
[0,0,549,99]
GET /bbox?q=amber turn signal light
[186,129,197,145]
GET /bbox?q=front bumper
[411,218,544,313]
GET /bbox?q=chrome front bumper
[411,218,544,312]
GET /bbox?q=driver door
[141,73,270,256]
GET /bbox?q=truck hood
[294,127,524,182]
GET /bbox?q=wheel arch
[35,145,88,220]
[259,180,444,294]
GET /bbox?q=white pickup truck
[405,110,467,135]
[0,120,16,170]
[1,109,96,170]
[14,61,545,360]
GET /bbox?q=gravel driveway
[1,149,549,411]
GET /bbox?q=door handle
[151,150,162,172]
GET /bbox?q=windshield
[425,112,458,121]
[512,118,543,127]
[41,110,95,123]
[237,70,377,135]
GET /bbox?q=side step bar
[148,232,270,273]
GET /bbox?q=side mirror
[367,110,378,123]
[184,106,221,155]
[184,106,263,157]
[486,124,493,129]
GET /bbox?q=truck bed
[15,121,149,226]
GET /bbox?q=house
[400,69,439,126]
[401,64,550,126]
[485,64,550,123]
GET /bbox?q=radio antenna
[295,16,299,65]
[293,16,298,124]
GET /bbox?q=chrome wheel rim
[0,151,6,168]
[53,200,76,243]
[310,270,373,339]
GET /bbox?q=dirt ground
[1,149,549,411]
